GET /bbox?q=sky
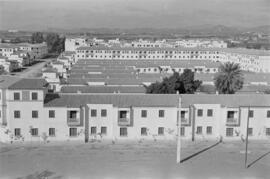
[0,0,269,30]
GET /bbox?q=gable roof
[8,78,48,90]
[44,93,179,108]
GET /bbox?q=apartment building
[0,76,270,143]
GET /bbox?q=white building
[0,77,270,143]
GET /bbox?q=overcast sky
[0,0,269,30]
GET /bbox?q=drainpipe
[190,105,196,142]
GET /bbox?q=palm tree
[214,62,244,94]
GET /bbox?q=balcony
[67,118,80,126]
[226,118,239,126]
[118,118,131,126]
[181,118,191,126]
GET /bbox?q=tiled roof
[61,85,146,93]
[181,94,270,108]
[44,93,179,108]
[8,78,48,90]
[0,75,21,89]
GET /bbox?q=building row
[0,43,48,72]
[0,76,270,143]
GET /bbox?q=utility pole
[177,96,181,163]
[245,106,250,168]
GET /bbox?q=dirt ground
[0,139,269,179]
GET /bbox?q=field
[0,140,269,179]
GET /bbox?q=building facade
[0,77,270,143]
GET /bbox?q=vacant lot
[0,140,269,179]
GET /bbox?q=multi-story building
[0,76,270,143]
[74,46,270,73]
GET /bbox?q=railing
[226,118,238,126]
[67,118,80,126]
[181,118,190,126]
[118,118,131,126]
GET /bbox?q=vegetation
[145,69,202,94]
[214,62,244,94]
[31,32,65,54]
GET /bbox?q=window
[267,111,270,118]
[101,109,107,117]
[248,128,253,136]
[31,128,38,136]
[14,111,20,118]
[119,111,127,118]
[14,92,20,100]
[91,109,97,117]
[32,111,38,118]
[159,110,165,118]
[227,111,235,118]
[49,110,55,118]
[31,92,38,100]
[197,126,202,134]
[180,127,185,136]
[141,110,147,118]
[69,111,77,118]
[249,110,254,118]
[197,109,203,117]
[91,127,96,135]
[49,128,55,136]
[266,128,270,136]
[158,127,164,135]
[14,128,21,136]
[141,127,147,136]
[101,127,107,135]
[69,128,77,137]
[206,126,212,135]
[226,128,234,137]
[120,127,127,137]
[181,111,186,118]
[207,109,213,117]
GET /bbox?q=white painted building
[0,77,270,143]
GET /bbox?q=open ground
[0,140,269,179]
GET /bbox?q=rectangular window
[14,92,20,100]
[141,127,147,136]
[91,109,97,117]
[197,109,203,117]
[141,110,147,118]
[49,128,55,136]
[158,127,164,135]
[120,127,127,137]
[206,126,212,135]
[180,127,185,136]
[14,110,20,118]
[159,110,165,118]
[249,110,254,118]
[69,128,77,137]
[101,109,107,117]
[227,111,235,118]
[91,127,96,135]
[31,92,38,100]
[226,128,234,137]
[248,128,253,136]
[207,109,213,117]
[197,126,202,134]
[49,110,55,118]
[267,111,270,118]
[181,111,186,118]
[119,111,127,118]
[31,128,38,136]
[14,128,21,136]
[32,111,38,118]
[101,127,107,135]
[266,128,270,136]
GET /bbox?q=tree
[145,69,202,94]
[45,33,65,53]
[214,62,244,94]
[31,32,44,43]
